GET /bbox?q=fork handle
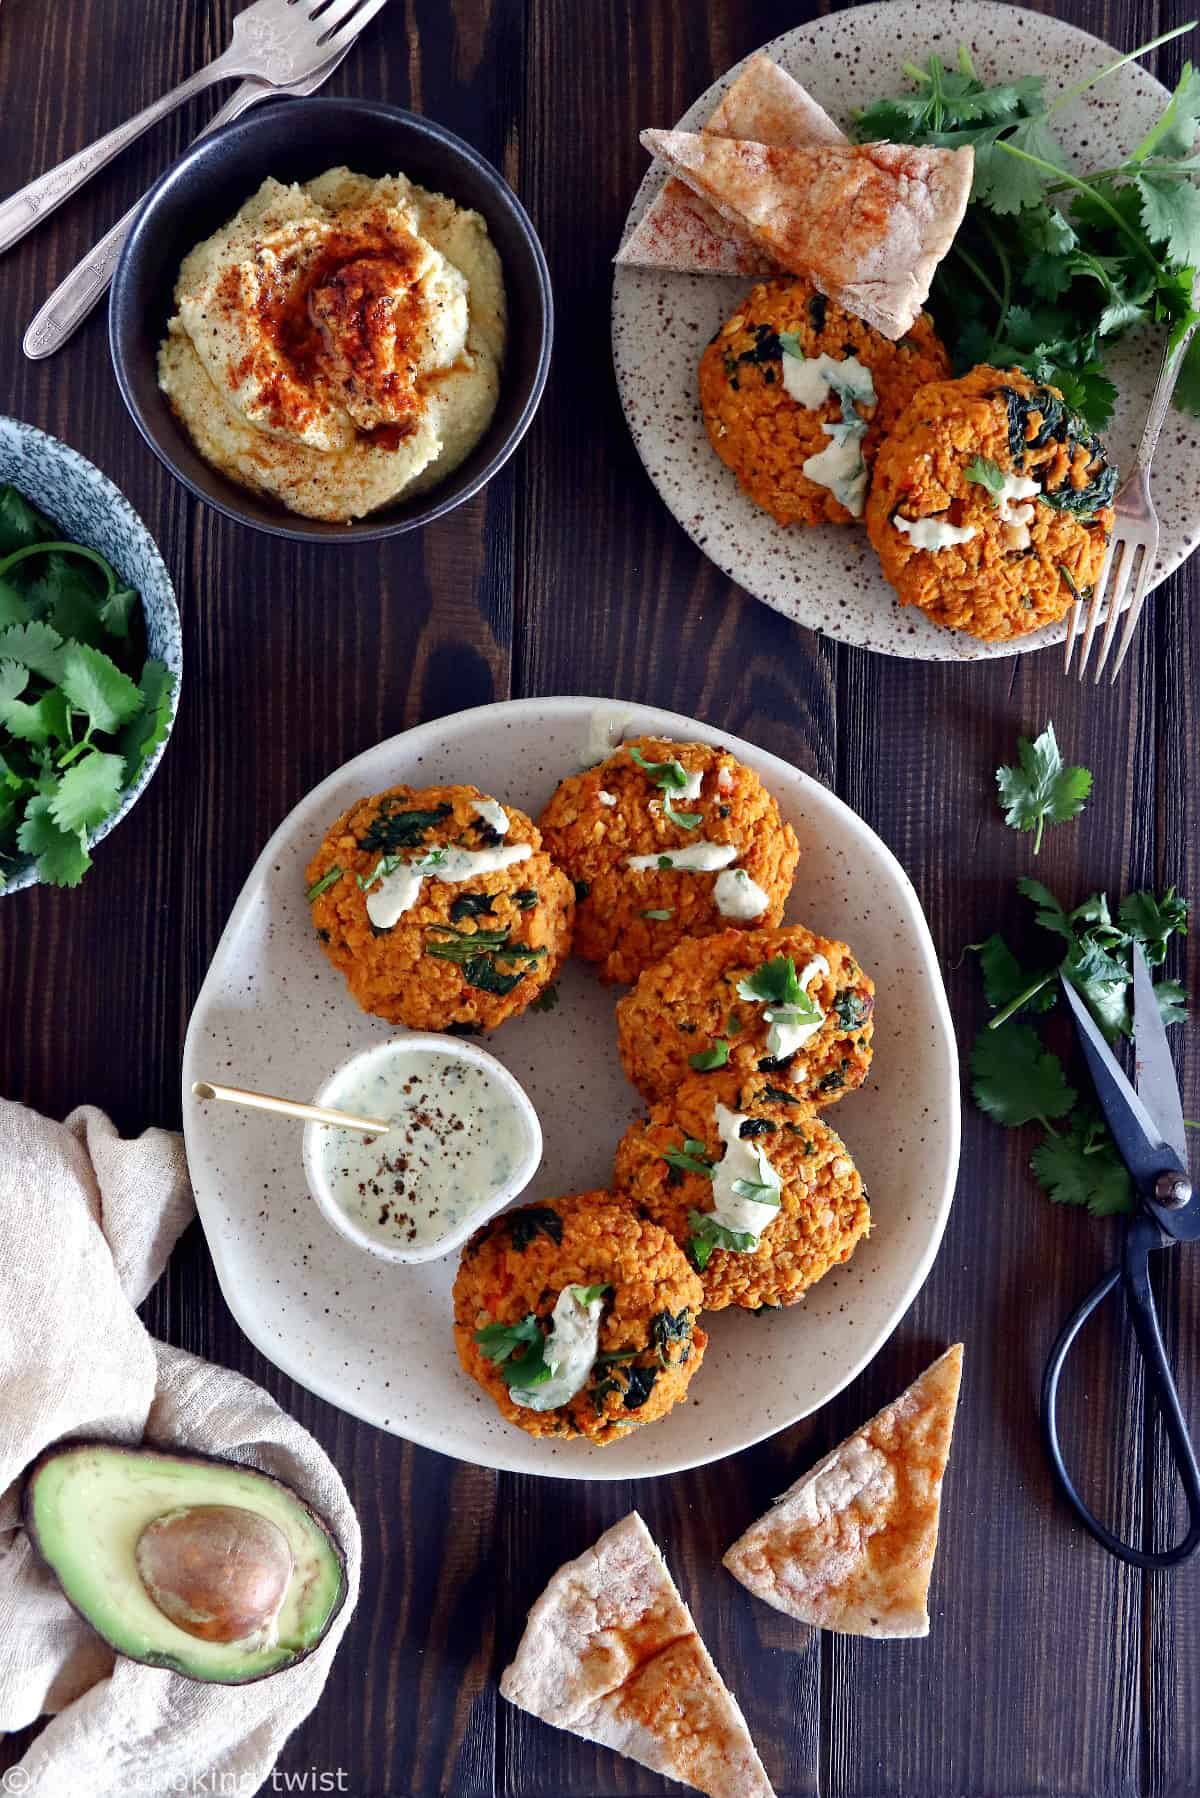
[1135,312,1200,472]
[0,48,241,257]
[23,79,278,359]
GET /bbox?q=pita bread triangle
[617,54,847,276]
[724,1345,963,1638]
[500,1510,775,1797]
[638,129,973,338]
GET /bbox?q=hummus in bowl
[157,168,506,523]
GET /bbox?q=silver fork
[1065,315,1199,683]
[0,0,381,257]
[22,35,359,360]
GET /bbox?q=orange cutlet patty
[616,924,874,1106]
[538,737,799,985]
[453,1191,706,1443]
[614,1074,870,1311]
[305,783,573,1030]
[699,275,951,526]
[866,365,1116,640]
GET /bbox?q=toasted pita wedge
[639,132,973,338]
[501,1511,775,1798]
[723,1345,964,1638]
[617,54,846,276]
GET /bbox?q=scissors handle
[1042,1213,1200,1570]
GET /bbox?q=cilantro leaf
[1133,61,1200,163]
[1031,1111,1135,1216]
[0,580,30,630]
[971,932,1055,1015]
[474,1314,552,1390]
[0,688,64,748]
[1136,173,1200,268]
[47,750,125,833]
[964,455,1006,498]
[1063,937,1132,1041]
[996,722,1092,853]
[0,620,66,685]
[736,956,804,1007]
[1018,875,1077,942]
[659,1137,716,1179]
[628,745,690,792]
[688,1040,730,1072]
[687,1209,757,1271]
[58,643,143,735]
[1156,978,1189,1028]
[15,795,91,887]
[0,485,55,557]
[663,799,702,830]
[1118,887,1189,964]
[970,1022,1077,1128]
[113,658,174,787]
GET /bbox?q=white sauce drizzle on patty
[714,867,770,920]
[473,797,509,836]
[365,842,533,929]
[893,513,978,552]
[704,1104,783,1250]
[509,1284,606,1411]
[626,842,738,874]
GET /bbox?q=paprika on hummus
[157,167,506,522]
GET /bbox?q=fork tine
[1092,540,1142,682]
[1105,551,1157,683]
[317,0,390,40]
[1074,539,1121,679]
[1062,597,1083,672]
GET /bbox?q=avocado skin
[23,1438,349,1685]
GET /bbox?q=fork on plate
[0,0,388,257]
[1064,315,1199,683]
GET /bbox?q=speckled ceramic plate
[182,697,959,1479]
[612,2,1200,660]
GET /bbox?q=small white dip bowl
[301,1034,543,1265]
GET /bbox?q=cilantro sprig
[996,721,1092,854]
[854,28,1200,428]
[0,485,174,889]
[629,745,705,829]
[969,874,1188,1217]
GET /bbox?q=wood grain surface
[0,1,1197,1793]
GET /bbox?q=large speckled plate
[183,697,959,1479]
[612,2,1200,660]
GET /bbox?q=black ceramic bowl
[109,98,553,542]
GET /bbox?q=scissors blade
[1059,972,1187,1195]
[1132,941,1190,1168]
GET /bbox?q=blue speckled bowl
[0,417,181,894]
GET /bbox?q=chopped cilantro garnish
[659,1137,716,1178]
[687,1210,757,1270]
[688,1039,731,1072]
[963,454,1008,499]
[663,799,702,830]
[474,1314,552,1389]
[306,866,343,902]
[641,907,673,920]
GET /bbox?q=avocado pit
[135,1503,293,1643]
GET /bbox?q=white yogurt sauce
[597,789,617,807]
[714,867,769,920]
[314,1049,525,1251]
[704,1103,782,1249]
[365,842,532,929]
[509,1284,606,1411]
[781,350,875,410]
[993,471,1041,550]
[737,953,829,1058]
[674,766,704,801]
[473,798,509,836]
[893,513,978,551]
[781,350,876,518]
[627,841,738,873]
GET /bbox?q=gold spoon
[190,1080,390,1135]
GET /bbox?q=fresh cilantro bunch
[855,27,1200,428]
[968,878,1188,1215]
[995,721,1092,854]
[0,485,174,889]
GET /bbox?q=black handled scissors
[1042,941,1199,1570]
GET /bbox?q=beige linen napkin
[0,1099,361,1798]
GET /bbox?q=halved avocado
[24,1440,348,1684]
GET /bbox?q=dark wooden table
[1,1,1198,1793]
